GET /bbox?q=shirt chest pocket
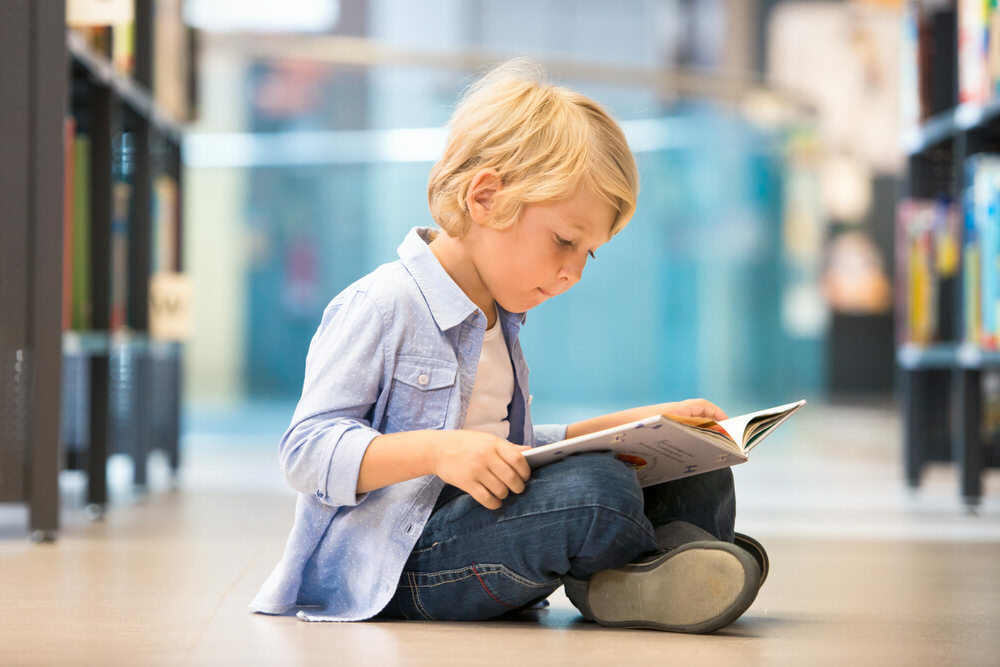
[384,355,458,433]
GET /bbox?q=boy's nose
[558,253,587,285]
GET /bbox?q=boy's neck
[428,230,498,328]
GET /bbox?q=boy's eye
[554,234,596,259]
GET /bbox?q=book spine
[989,1,1000,98]
[964,171,983,343]
[896,196,968,345]
[71,134,91,331]
[63,117,76,331]
[110,181,131,332]
[152,174,179,273]
[153,0,189,121]
[110,132,133,332]
[901,1,921,132]
[972,155,1000,349]
[959,0,990,105]
[988,157,998,349]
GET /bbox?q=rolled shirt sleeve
[279,290,387,508]
[532,423,568,446]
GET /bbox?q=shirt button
[417,373,430,386]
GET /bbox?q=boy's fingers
[499,445,532,481]
[480,471,510,500]
[472,483,502,510]
[492,463,526,495]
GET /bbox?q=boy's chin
[497,293,544,315]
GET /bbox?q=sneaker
[563,541,761,634]
[734,532,769,587]
[654,521,769,589]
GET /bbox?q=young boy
[251,59,766,633]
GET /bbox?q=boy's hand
[428,430,532,510]
[661,398,728,422]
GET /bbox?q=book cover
[523,400,806,487]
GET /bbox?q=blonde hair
[428,59,639,236]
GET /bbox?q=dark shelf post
[129,0,155,491]
[26,0,68,538]
[88,81,114,510]
[952,368,984,509]
[902,369,926,488]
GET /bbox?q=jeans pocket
[396,563,558,621]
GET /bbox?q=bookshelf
[898,1,1000,509]
[0,0,192,539]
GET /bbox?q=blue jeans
[379,452,736,621]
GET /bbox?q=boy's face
[472,186,616,314]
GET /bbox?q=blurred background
[7,1,1000,662]
[181,0,899,430]
[1,0,938,520]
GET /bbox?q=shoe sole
[734,532,769,587]
[585,542,760,634]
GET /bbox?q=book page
[717,399,807,452]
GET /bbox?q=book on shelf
[154,0,193,121]
[67,0,134,75]
[895,198,959,345]
[71,131,92,331]
[957,0,1000,106]
[110,133,133,332]
[903,0,1000,114]
[966,153,1000,348]
[958,0,990,105]
[900,156,1000,351]
[898,1,1000,129]
[910,2,958,121]
[152,173,179,273]
[67,0,132,26]
[63,117,76,331]
[523,400,806,487]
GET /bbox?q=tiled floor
[2,400,999,665]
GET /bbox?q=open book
[523,399,806,486]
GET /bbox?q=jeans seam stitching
[403,564,556,590]
[471,563,517,609]
[497,502,656,541]
[409,571,433,620]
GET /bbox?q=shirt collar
[398,227,529,333]
[397,227,479,331]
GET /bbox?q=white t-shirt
[463,316,514,440]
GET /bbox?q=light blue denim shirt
[250,227,567,621]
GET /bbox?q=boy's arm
[357,429,531,510]
[564,398,727,440]
[280,291,388,507]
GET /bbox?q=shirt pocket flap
[393,355,457,391]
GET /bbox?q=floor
[2,400,999,666]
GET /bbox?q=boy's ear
[466,169,501,226]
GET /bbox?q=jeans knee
[642,467,736,541]
[551,452,646,518]
[534,453,655,575]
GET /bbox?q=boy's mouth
[537,287,554,298]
